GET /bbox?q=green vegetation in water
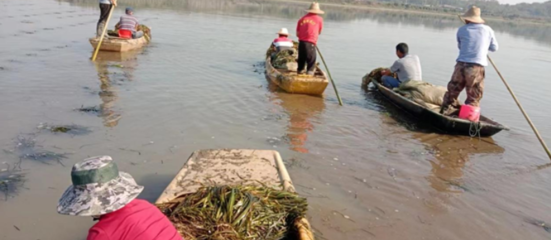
[0,163,25,200]
[38,123,92,135]
[156,185,308,240]
[14,136,69,166]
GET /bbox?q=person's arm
[296,20,300,40]
[319,18,323,35]
[457,29,461,50]
[110,0,117,6]
[488,28,498,52]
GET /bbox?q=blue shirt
[456,23,498,66]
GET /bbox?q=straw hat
[306,2,324,15]
[277,28,289,36]
[57,156,144,216]
[461,6,484,24]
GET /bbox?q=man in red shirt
[296,2,324,76]
[57,156,182,240]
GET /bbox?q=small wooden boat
[265,54,328,96]
[156,149,315,240]
[89,36,148,52]
[373,81,508,137]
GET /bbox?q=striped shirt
[273,37,293,51]
[119,14,139,31]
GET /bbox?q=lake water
[1,0,551,239]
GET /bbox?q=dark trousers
[297,41,316,73]
[97,3,113,36]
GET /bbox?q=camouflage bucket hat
[57,156,144,216]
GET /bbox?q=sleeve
[390,60,400,73]
[87,227,111,240]
[489,28,498,52]
[296,19,301,39]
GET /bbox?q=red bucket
[118,29,132,39]
[459,105,480,122]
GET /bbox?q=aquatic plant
[157,185,308,240]
[0,163,26,200]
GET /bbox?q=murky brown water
[1,0,551,239]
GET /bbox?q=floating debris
[76,105,101,114]
[157,185,308,240]
[0,163,26,200]
[37,123,91,135]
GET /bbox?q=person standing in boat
[57,156,182,240]
[115,7,143,39]
[272,28,294,53]
[97,0,117,37]
[380,43,423,89]
[296,2,324,76]
[440,6,498,116]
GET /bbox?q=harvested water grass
[362,67,389,90]
[157,185,308,240]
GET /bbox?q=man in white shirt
[381,43,422,89]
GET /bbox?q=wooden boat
[373,81,508,137]
[89,36,148,52]
[156,149,315,240]
[265,54,329,95]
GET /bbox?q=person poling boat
[97,0,117,37]
[56,156,182,240]
[380,43,423,89]
[440,6,499,118]
[296,2,324,76]
[114,7,143,39]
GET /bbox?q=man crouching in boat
[296,2,324,76]
[272,28,294,53]
[440,6,498,116]
[57,156,182,240]
[115,7,143,39]
[380,43,423,89]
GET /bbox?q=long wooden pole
[458,15,551,160]
[315,45,343,106]
[92,5,115,61]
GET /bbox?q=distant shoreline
[266,0,551,26]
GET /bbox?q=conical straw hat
[461,6,484,24]
[306,2,324,14]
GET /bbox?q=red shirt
[296,13,323,44]
[87,199,182,240]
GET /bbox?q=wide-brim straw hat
[461,6,484,24]
[306,2,324,14]
[277,28,289,35]
[57,156,144,216]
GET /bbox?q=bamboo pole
[92,5,115,61]
[457,15,551,160]
[315,45,343,106]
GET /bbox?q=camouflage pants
[441,62,485,114]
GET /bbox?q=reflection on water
[416,133,505,192]
[64,0,551,45]
[93,50,142,127]
[269,90,325,153]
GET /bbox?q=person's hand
[112,0,117,6]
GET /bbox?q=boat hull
[265,56,328,95]
[373,81,508,137]
[89,36,148,52]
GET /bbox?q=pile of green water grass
[157,185,308,240]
